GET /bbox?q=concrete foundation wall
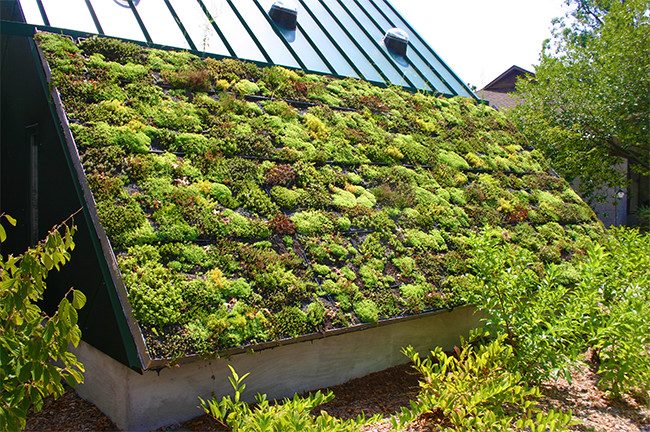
[74,306,480,431]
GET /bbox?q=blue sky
[391,1,567,89]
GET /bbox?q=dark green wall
[1,15,132,366]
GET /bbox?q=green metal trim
[126,0,152,44]
[332,0,420,91]
[83,0,103,34]
[315,0,393,87]
[350,0,438,93]
[223,0,273,64]
[162,0,197,51]
[34,0,49,26]
[27,35,144,372]
[377,0,478,99]
[195,0,237,58]
[297,0,369,81]
[250,0,309,71]
[364,0,457,96]
[0,19,36,37]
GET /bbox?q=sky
[390,1,567,89]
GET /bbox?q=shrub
[461,230,592,383]
[200,366,374,431]
[584,229,650,398]
[463,226,650,396]
[394,336,575,431]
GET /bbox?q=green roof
[36,33,601,361]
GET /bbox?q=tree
[510,0,649,198]
[0,214,85,432]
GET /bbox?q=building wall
[74,305,481,431]
[571,160,629,227]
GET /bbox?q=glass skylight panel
[201,0,266,63]
[87,0,146,42]
[130,0,189,49]
[254,0,332,74]
[231,0,300,68]
[341,0,431,91]
[371,0,472,97]
[320,0,410,88]
[302,0,383,83]
[283,1,358,77]
[167,0,229,55]
[17,0,44,25]
[39,0,97,33]
[357,0,454,94]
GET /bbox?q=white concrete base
[74,306,480,431]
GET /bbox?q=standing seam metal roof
[14,0,476,98]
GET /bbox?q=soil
[26,361,649,432]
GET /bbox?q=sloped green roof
[36,33,601,360]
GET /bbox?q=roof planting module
[36,33,602,360]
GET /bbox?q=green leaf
[4,214,17,226]
[72,290,86,309]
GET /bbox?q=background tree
[510,0,649,198]
[0,214,85,432]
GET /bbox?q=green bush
[394,335,575,431]
[463,227,650,398]
[200,366,375,431]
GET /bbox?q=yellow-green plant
[393,335,575,431]
[200,366,377,431]
[0,215,85,432]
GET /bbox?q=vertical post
[26,123,39,245]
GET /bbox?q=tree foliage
[0,215,85,432]
[510,0,650,197]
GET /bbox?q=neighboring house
[1,2,602,430]
[477,65,533,110]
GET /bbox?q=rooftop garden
[36,33,602,359]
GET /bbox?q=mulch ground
[26,361,649,432]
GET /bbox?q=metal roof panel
[15,0,477,97]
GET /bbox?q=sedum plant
[35,32,604,358]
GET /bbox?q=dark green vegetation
[0,217,85,432]
[36,33,602,359]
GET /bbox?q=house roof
[482,65,533,92]
[477,65,534,110]
[12,0,476,98]
[35,33,601,367]
[476,89,523,110]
